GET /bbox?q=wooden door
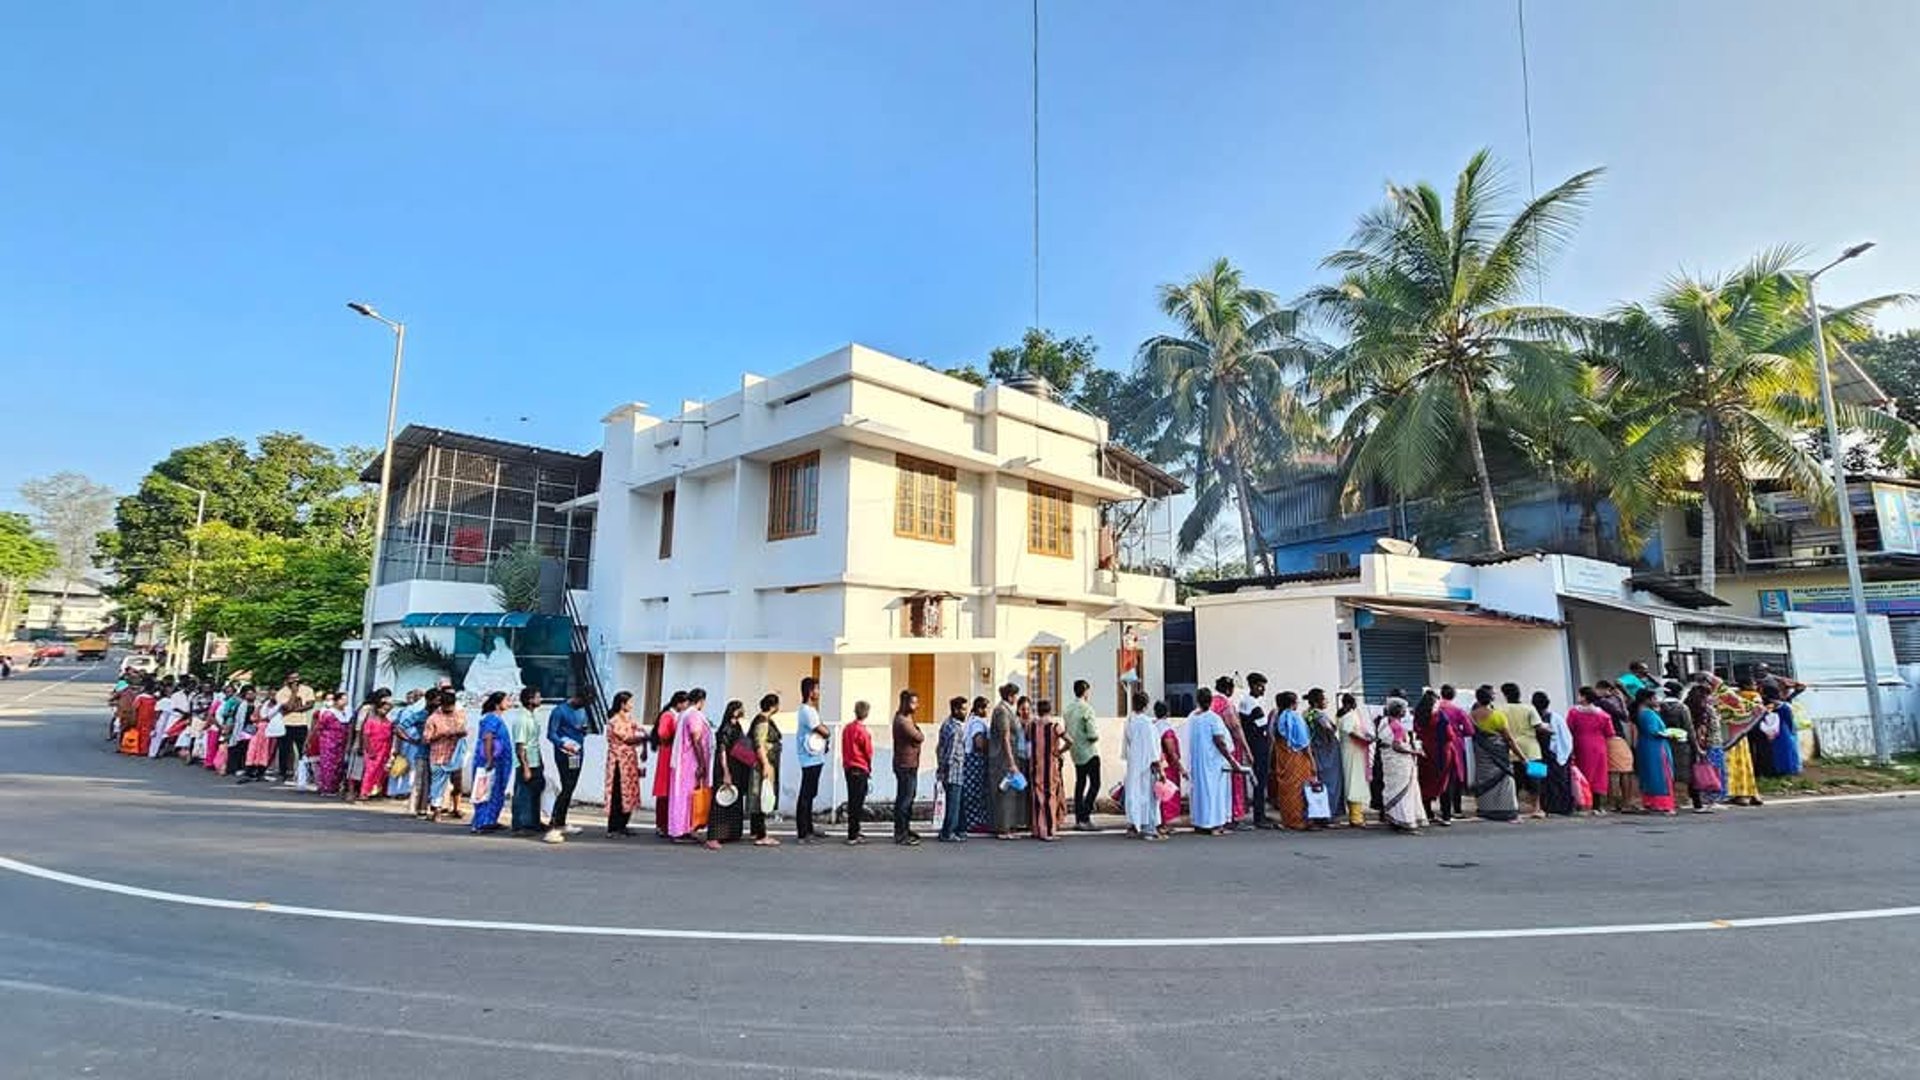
[643,654,664,723]
[908,653,936,718]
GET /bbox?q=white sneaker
[564,825,583,835]
[542,829,566,844]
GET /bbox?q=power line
[1031,0,1041,331]
[1516,0,1541,301]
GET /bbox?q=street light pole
[152,477,209,676]
[1806,241,1888,764]
[348,302,406,703]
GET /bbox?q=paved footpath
[3,660,1919,1079]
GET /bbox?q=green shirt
[1497,702,1544,761]
[1063,699,1100,765]
[507,707,543,769]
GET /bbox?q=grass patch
[1758,752,1920,797]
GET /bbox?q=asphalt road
[3,660,1919,1079]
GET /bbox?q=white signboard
[1782,611,1898,685]
[1369,554,1474,602]
[1559,556,1625,598]
[1673,624,1788,652]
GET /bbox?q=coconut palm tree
[1584,247,1913,586]
[1305,150,1603,552]
[1137,258,1319,573]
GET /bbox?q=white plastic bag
[294,757,314,790]
[1303,782,1331,820]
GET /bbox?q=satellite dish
[1377,537,1422,558]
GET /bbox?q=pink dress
[358,716,394,798]
[1158,723,1184,823]
[667,709,712,837]
[1566,704,1613,797]
[1211,695,1248,820]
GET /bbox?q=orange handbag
[691,786,711,830]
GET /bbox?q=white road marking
[3,853,1916,949]
[0,665,98,708]
[0,977,967,1079]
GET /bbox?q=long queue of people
[105,658,1807,846]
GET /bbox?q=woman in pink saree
[1211,677,1249,825]
[309,691,351,795]
[668,688,715,845]
[357,698,396,800]
[1154,702,1183,834]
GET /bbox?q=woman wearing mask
[603,691,647,837]
[668,689,716,848]
[710,700,751,846]
[1269,690,1315,831]
[1375,697,1423,833]
[747,694,783,847]
[470,692,513,833]
[1633,687,1679,816]
[356,696,396,801]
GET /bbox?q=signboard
[1872,483,1920,555]
[1758,579,1920,616]
[202,633,231,663]
[1673,624,1788,652]
[1369,554,1473,601]
[1559,556,1625,598]
[1782,611,1898,685]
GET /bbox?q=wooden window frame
[893,454,956,544]
[1025,646,1062,709]
[767,451,821,541]
[657,489,676,560]
[1026,481,1074,558]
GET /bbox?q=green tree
[489,541,544,613]
[0,511,59,639]
[1139,258,1319,571]
[1584,247,1914,583]
[987,328,1099,395]
[1854,330,1920,469]
[182,532,368,684]
[108,434,372,609]
[1305,150,1603,552]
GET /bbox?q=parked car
[107,632,133,646]
[120,654,159,677]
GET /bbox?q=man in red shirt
[841,700,873,846]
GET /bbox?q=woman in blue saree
[1632,688,1677,816]
[470,692,513,833]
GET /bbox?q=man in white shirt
[1237,673,1273,828]
[794,676,832,844]
[150,678,188,759]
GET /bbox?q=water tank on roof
[1002,371,1056,401]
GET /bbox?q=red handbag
[1691,759,1723,792]
[728,741,760,768]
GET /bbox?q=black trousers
[750,811,769,840]
[845,768,869,839]
[1437,774,1465,820]
[511,768,546,831]
[550,754,582,829]
[893,768,918,840]
[607,763,634,834]
[1073,755,1102,825]
[797,764,823,838]
[224,740,244,776]
[1244,732,1273,823]
[276,725,308,779]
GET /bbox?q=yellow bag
[388,754,411,779]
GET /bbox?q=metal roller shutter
[1890,617,1920,665]
[1359,619,1430,703]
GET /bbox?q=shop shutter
[1359,619,1431,704]
[1890,617,1920,665]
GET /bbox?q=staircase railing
[563,590,607,734]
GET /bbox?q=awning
[400,612,535,629]
[1352,602,1560,630]
[1095,601,1163,625]
[1561,594,1781,630]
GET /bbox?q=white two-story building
[586,344,1182,762]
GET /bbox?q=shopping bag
[1691,759,1723,793]
[930,780,946,824]
[759,779,778,815]
[692,786,711,830]
[471,767,495,805]
[1303,782,1331,820]
[294,757,314,790]
[1570,764,1593,810]
[388,771,412,798]
[388,753,410,779]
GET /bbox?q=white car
[120,655,159,677]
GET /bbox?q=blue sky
[4,0,1918,507]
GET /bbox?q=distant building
[18,575,116,637]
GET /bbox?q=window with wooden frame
[1025,646,1062,709]
[767,451,820,541]
[657,489,676,559]
[893,454,956,543]
[1026,481,1074,557]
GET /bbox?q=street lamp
[150,475,208,676]
[1806,242,1888,763]
[348,301,407,702]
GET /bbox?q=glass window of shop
[377,445,595,589]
